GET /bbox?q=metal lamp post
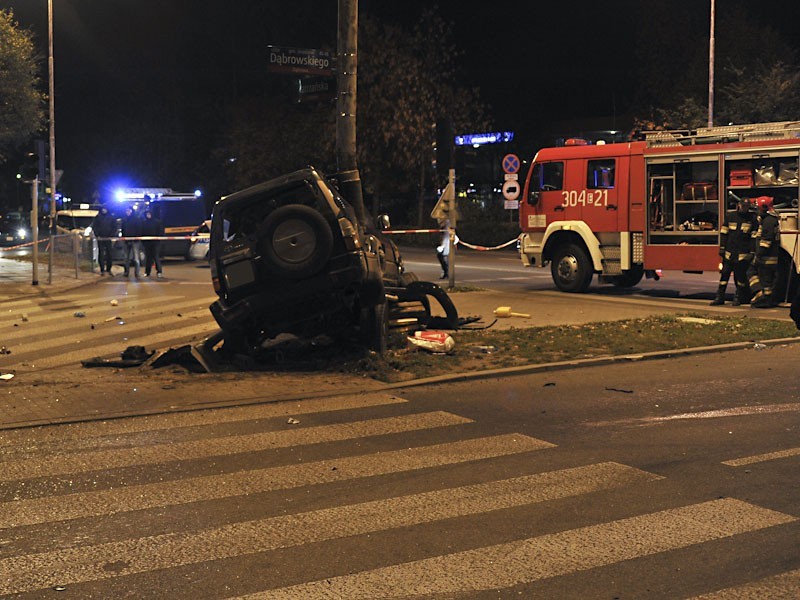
[708,0,715,127]
[47,0,56,283]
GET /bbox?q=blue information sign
[454,131,515,147]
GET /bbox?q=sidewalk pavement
[1,255,798,430]
[0,256,99,299]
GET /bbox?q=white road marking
[257,499,796,599]
[723,447,800,467]
[0,412,472,481]
[0,462,658,595]
[0,393,408,449]
[0,434,553,528]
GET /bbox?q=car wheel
[360,301,388,355]
[551,243,593,293]
[258,204,334,279]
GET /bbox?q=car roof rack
[638,121,800,147]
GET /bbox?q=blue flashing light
[194,189,202,198]
[454,131,515,147]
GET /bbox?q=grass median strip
[359,313,800,382]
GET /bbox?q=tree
[219,8,487,226]
[631,2,800,129]
[224,95,335,188]
[358,9,487,224]
[0,9,44,163]
[720,61,800,124]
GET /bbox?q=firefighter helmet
[755,196,774,211]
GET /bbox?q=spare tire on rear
[258,204,334,279]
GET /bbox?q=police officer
[748,195,781,308]
[91,205,116,275]
[710,196,757,306]
[121,206,142,278]
[141,209,164,278]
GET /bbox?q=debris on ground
[287,418,301,425]
[148,345,212,373]
[677,316,718,325]
[471,345,497,354]
[407,330,455,354]
[0,347,11,355]
[0,373,14,381]
[605,387,634,394]
[493,306,530,319]
[73,311,86,318]
[110,299,119,306]
[81,345,154,368]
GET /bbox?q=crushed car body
[206,167,467,361]
[209,167,387,354]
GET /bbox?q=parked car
[187,219,211,261]
[208,167,390,354]
[0,215,30,247]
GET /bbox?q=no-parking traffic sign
[502,153,520,174]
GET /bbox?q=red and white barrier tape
[380,229,445,235]
[457,238,519,251]
[382,228,519,252]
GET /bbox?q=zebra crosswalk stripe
[0,411,472,481]
[0,393,408,449]
[0,433,553,528]
[0,462,659,595]
[257,498,796,599]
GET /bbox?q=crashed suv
[208,167,392,354]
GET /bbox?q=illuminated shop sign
[454,131,515,146]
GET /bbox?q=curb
[5,335,799,431]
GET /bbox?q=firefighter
[748,196,781,308]
[710,196,757,306]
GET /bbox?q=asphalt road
[1,345,797,597]
[0,249,798,597]
[398,244,722,299]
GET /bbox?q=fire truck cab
[519,121,800,298]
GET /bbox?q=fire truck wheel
[610,265,644,288]
[551,243,594,293]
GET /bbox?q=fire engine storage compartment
[645,143,800,285]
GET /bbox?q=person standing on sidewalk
[141,209,164,278]
[710,196,757,306]
[121,206,142,278]
[91,205,116,275]
[435,219,459,280]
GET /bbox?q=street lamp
[708,0,715,127]
[47,0,56,283]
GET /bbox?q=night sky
[3,0,800,202]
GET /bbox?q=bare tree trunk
[336,0,367,226]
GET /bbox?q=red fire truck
[518,121,800,298]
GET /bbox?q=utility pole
[47,0,56,284]
[336,0,368,227]
[31,177,39,286]
[708,0,715,128]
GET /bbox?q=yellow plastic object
[493,306,530,318]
